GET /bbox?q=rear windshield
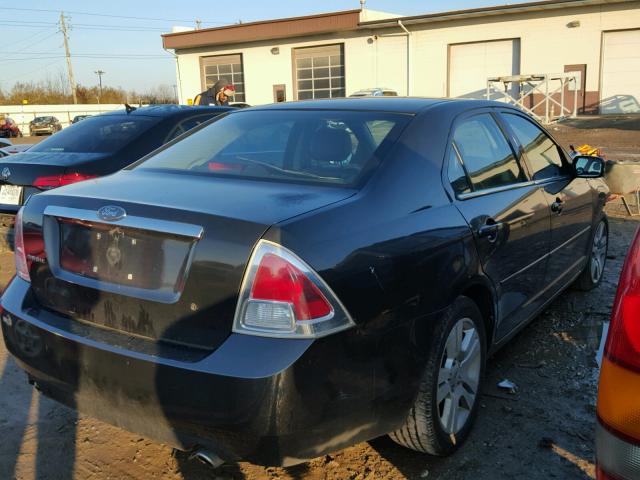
[29,115,160,154]
[134,110,411,186]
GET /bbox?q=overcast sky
[2,1,528,92]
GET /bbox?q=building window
[294,44,344,100]
[201,54,245,102]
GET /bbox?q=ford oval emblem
[1,167,11,180]
[97,205,126,222]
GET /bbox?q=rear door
[499,111,594,291]
[446,110,551,339]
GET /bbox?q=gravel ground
[0,116,638,480]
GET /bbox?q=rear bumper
[1,277,422,466]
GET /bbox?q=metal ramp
[486,73,579,124]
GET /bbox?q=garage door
[449,39,520,99]
[601,30,640,114]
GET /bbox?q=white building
[162,0,640,114]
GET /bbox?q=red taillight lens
[14,207,30,282]
[251,253,332,321]
[33,172,97,189]
[233,240,354,338]
[207,162,243,172]
[604,227,640,370]
[597,227,640,480]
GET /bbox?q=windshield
[30,115,160,154]
[134,110,411,186]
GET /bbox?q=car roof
[100,104,233,118]
[243,97,517,114]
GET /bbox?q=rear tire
[575,217,608,291]
[390,296,486,455]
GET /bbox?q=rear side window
[447,147,471,194]
[29,116,160,154]
[452,114,525,191]
[502,113,566,180]
[136,110,411,187]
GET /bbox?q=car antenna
[124,103,137,114]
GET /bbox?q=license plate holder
[0,185,22,205]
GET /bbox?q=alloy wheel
[591,221,608,284]
[437,318,481,435]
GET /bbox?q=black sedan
[0,105,231,223]
[71,114,92,124]
[2,98,609,467]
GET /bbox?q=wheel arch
[455,277,498,348]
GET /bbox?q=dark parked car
[2,98,609,467]
[71,114,92,124]
[29,116,62,136]
[0,105,231,223]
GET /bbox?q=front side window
[452,113,525,191]
[294,44,345,100]
[164,114,218,143]
[135,110,411,187]
[201,54,245,102]
[502,113,566,180]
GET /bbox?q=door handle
[476,219,503,242]
[551,197,564,214]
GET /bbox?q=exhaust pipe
[190,449,225,469]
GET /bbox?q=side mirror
[573,155,604,178]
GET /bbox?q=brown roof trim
[359,0,635,28]
[162,9,361,50]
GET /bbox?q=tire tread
[389,296,485,456]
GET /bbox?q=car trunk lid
[0,152,109,209]
[27,170,356,351]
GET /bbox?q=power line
[3,7,233,25]
[74,24,169,32]
[0,56,67,64]
[10,26,55,49]
[0,20,58,25]
[0,21,169,32]
[1,59,64,84]
[0,51,168,57]
[0,56,172,64]
[14,32,60,53]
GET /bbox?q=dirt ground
[551,114,640,162]
[0,115,639,480]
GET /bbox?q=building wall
[402,2,640,109]
[173,2,640,111]
[175,32,380,104]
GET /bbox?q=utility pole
[59,12,78,104]
[94,70,105,104]
[172,84,178,103]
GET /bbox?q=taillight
[33,172,97,189]
[14,207,30,282]
[603,227,640,371]
[597,227,640,479]
[233,240,355,338]
[13,207,45,283]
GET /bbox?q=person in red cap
[194,78,235,106]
